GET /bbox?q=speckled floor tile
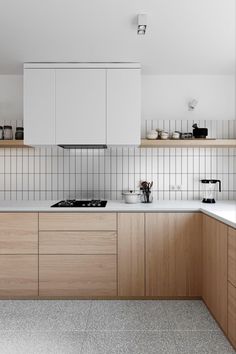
[81,331,177,354]
[174,330,236,354]
[162,300,219,331]
[86,300,169,330]
[0,331,86,354]
[0,300,91,331]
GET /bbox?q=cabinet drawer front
[0,255,38,297]
[39,213,116,231]
[39,255,117,296]
[0,213,38,254]
[229,227,236,287]
[228,282,236,348]
[39,231,117,254]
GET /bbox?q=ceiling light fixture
[137,14,147,35]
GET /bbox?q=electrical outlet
[170,185,182,191]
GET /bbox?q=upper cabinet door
[55,69,106,144]
[24,69,56,145]
[107,69,141,145]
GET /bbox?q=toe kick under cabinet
[38,213,117,297]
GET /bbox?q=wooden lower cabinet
[39,231,117,254]
[228,227,236,287]
[0,213,38,254]
[202,214,228,333]
[118,213,145,296]
[228,282,236,348]
[39,213,116,231]
[0,255,38,296]
[146,213,202,297]
[39,255,117,296]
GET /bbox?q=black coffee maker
[201,179,221,203]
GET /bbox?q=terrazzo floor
[0,300,234,354]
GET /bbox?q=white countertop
[0,200,235,228]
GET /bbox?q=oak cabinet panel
[39,231,117,254]
[0,213,38,254]
[118,213,145,296]
[202,215,228,332]
[229,227,236,288]
[146,213,202,297]
[39,213,117,231]
[39,255,117,296]
[0,255,38,296]
[228,282,236,349]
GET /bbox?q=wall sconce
[188,99,198,111]
[137,14,147,35]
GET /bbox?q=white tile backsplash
[0,120,235,201]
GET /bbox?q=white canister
[146,130,158,140]
[122,191,141,204]
[160,131,169,140]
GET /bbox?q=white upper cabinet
[56,69,106,145]
[107,69,141,145]
[24,69,56,145]
[24,63,141,145]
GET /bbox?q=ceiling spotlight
[137,14,147,35]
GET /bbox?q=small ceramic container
[146,130,158,140]
[160,131,169,140]
[122,190,141,204]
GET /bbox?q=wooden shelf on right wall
[140,139,236,148]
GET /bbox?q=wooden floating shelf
[140,139,236,148]
[0,140,32,148]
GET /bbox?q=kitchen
[0,0,235,353]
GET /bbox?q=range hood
[58,144,107,149]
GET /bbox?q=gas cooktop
[51,200,107,208]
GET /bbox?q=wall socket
[170,185,182,191]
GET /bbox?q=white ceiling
[0,0,235,74]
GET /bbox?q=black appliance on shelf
[201,179,221,203]
[192,123,208,139]
[51,200,107,208]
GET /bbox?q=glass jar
[141,190,153,203]
[3,125,13,140]
[0,126,3,140]
[15,127,24,140]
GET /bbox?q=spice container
[3,125,13,140]
[0,126,3,140]
[15,127,24,140]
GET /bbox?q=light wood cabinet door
[39,213,116,231]
[228,282,236,349]
[228,227,236,288]
[118,213,145,296]
[0,255,38,296]
[39,255,117,296]
[0,213,38,254]
[39,231,117,254]
[146,213,202,297]
[202,215,228,332]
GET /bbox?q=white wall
[142,75,235,120]
[0,74,235,122]
[0,75,23,122]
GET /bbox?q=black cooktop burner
[51,200,107,208]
